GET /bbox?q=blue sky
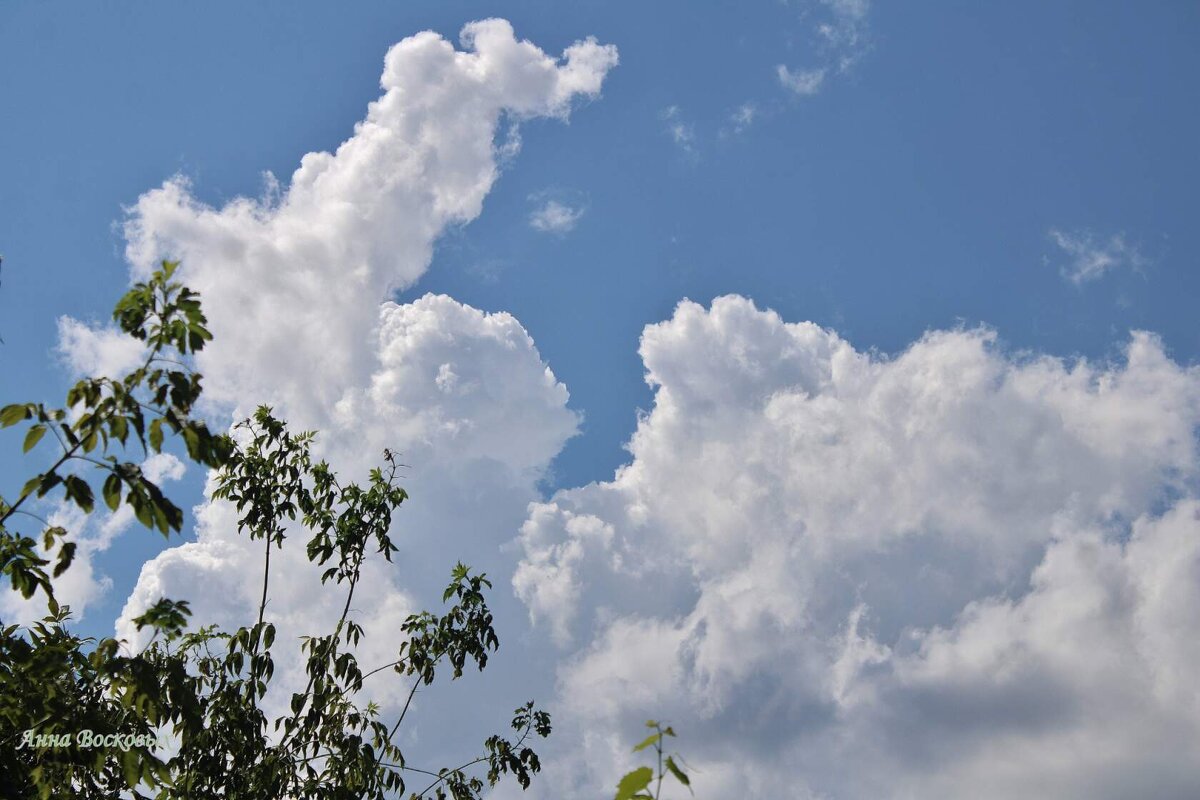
[5,2,1197,489]
[3,3,1200,797]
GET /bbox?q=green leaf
[614,767,653,800]
[103,472,122,512]
[64,475,94,513]
[52,542,77,578]
[665,756,690,788]
[34,472,62,498]
[149,418,164,452]
[0,403,31,427]
[121,748,140,787]
[632,732,660,752]
[23,424,46,453]
[20,475,41,499]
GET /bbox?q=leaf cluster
[614,721,692,800]
[0,267,554,800]
[1,260,229,605]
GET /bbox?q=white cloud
[1048,227,1146,284]
[777,64,827,96]
[118,293,580,713]
[816,0,870,71]
[53,19,613,724]
[114,18,616,423]
[660,105,696,155]
[46,13,1200,797]
[777,0,870,97]
[512,295,1200,798]
[529,199,585,234]
[56,316,145,378]
[727,102,758,135]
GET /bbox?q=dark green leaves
[131,597,192,640]
[1,264,570,800]
[62,475,94,513]
[666,757,690,788]
[112,260,212,356]
[480,702,552,791]
[2,260,228,606]
[398,565,500,686]
[51,542,75,578]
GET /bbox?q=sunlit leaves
[615,721,692,800]
[614,767,654,800]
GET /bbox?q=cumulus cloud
[513,295,1200,798]
[56,316,145,378]
[45,13,1200,797]
[1048,227,1146,284]
[113,18,615,422]
[118,293,580,713]
[529,199,585,234]
[50,19,613,727]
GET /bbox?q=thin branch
[412,716,539,799]
[257,531,271,629]
[2,507,51,527]
[0,445,79,528]
[359,656,409,683]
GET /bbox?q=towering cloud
[513,296,1200,799]
[53,19,615,723]
[118,18,616,422]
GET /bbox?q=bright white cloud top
[117,18,616,421]
[61,15,612,718]
[514,297,1200,798]
[45,15,1200,800]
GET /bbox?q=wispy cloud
[529,199,585,234]
[727,102,759,135]
[1048,228,1146,284]
[816,0,870,71]
[777,0,871,96]
[777,65,827,96]
[660,105,697,156]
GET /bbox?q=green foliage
[614,721,692,800]
[0,266,553,799]
[1,260,229,606]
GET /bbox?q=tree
[0,263,551,799]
